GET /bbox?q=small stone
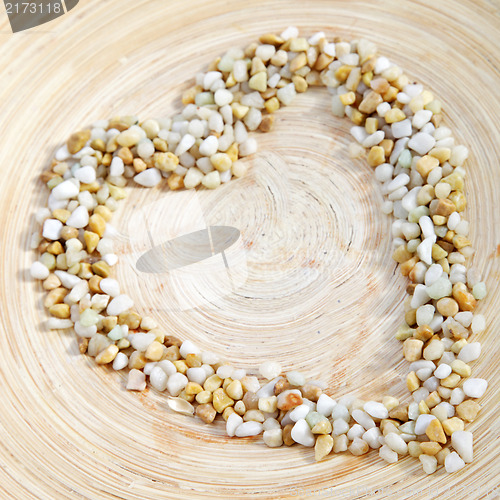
[352,409,376,430]
[286,370,306,387]
[426,418,447,443]
[145,341,165,361]
[419,454,438,474]
[134,168,162,187]
[385,432,408,455]
[315,434,333,461]
[445,451,466,473]
[67,130,91,154]
[456,400,481,422]
[457,342,481,363]
[442,417,465,436]
[463,378,488,398]
[364,401,389,419]
[359,91,383,114]
[423,339,445,361]
[226,380,244,400]
[263,428,283,448]
[106,294,134,316]
[95,344,119,364]
[379,444,398,463]
[415,414,437,435]
[277,389,303,411]
[419,442,442,456]
[291,418,315,447]
[258,361,282,380]
[196,403,217,423]
[167,397,195,416]
[451,430,473,463]
[127,369,146,391]
[316,394,336,417]
[234,421,263,437]
[212,388,234,413]
[166,372,188,397]
[348,437,369,456]
[258,396,278,413]
[403,338,423,361]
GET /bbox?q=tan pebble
[155,152,179,172]
[434,198,456,217]
[212,388,234,413]
[196,403,217,423]
[315,435,333,461]
[184,353,202,368]
[243,409,265,422]
[456,400,481,422]
[282,424,295,446]
[273,378,292,395]
[403,338,424,361]
[441,373,461,388]
[95,344,119,364]
[291,75,308,93]
[406,371,420,392]
[145,341,165,361]
[163,345,180,361]
[128,351,147,370]
[204,374,223,392]
[195,390,212,404]
[258,114,275,133]
[242,391,259,410]
[78,337,89,354]
[358,91,382,114]
[418,400,430,414]
[392,244,412,263]
[117,147,133,164]
[185,382,203,395]
[367,146,385,167]
[442,417,465,436]
[91,261,111,278]
[43,273,61,291]
[258,396,277,413]
[420,441,442,456]
[425,391,441,409]
[451,359,471,377]
[414,325,434,341]
[67,130,91,154]
[312,419,332,435]
[333,434,348,453]
[173,360,188,374]
[222,407,235,421]
[384,107,406,123]
[290,37,309,52]
[300,384,322,402]
[452,285,477,312]
[44,288,68,308]
[425,418,447,443]
[416,155,439,179]
[389,403,409,421]
[48,303,70,319]
[88,214,106,237]
[102,316,117,333]
[436,297,459,317]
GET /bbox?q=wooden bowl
[0,0,498,498]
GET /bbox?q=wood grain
[0,0,499,498]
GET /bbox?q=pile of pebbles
[30,27,488,474]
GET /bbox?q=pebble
[445,451,466,473]
[263,428,283,448]
[286,370,306,386]
[348,437,369,456]
[419,454,438,474]
[462,378,488,398]
[43,219,63,240]
[316,394,336,417]
[134,168,162,187]
[66,206,89,229]
[99,278,120,297]
[127,369,146,391]
[112,352,128,371]
[415,414,437,435]
[363,401,389,419]
[235,421,264,437]
[52,180,80,200]
[30,261,50,280]
[379,444,398,463]
[385,432,408,455]
[352,410,376,430]
[106,294,134,316]
[165,372,188,397]
[258,361,282,380]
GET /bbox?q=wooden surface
[0,0,499,498]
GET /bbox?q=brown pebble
[67,130,91,155]
[282,424,295,446]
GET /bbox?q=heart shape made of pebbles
[30,26,488,475]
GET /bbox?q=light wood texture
[0,0,499,498]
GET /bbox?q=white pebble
[150,366,168,391]
[385,432,408,455]
[130,332,156,352]
[106,294,134,316]
[263,428,283,448]
[42,218,63,240]
[462,378,488,398]
[291,419,315,447]
[226,413,244,437]
[180,340,201,358]
[289,404,311,422]
[214,88,234,107]
[363,401,389,419]
[99,278,120,297]
[110,157,125,176]
[332,418,350,436]
[74,166,96,184]
[158,360,177,376]
[258,361,282,381]
[331,403,350,421]
[134,168,162,187]
[66,205,89,229]
[175,134,196,156]
[30,261,50,280]
[445,451,466,473]
[451,431,473,463]
[186,367,207,385]
[112,352,128,371]
[363,427,382,449]
[127,369,146,391]
[392,119,412,138]
[379,444,398,463]
[458,342,481,363]
[417,304,435,326]
[286,370,306,387]
[52,179,80,200]
[351,410,376,430]
[316,394,336,417]
[166,372,188,397]
[471,315,486,335]
[235,421,263,437]
[408,132,436,155]
[417,237,434,265]
[199,135,219,157]
[434,364,452,379]
[420,454,438,474]
[277,83,296,106]
[239,138,257,156]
